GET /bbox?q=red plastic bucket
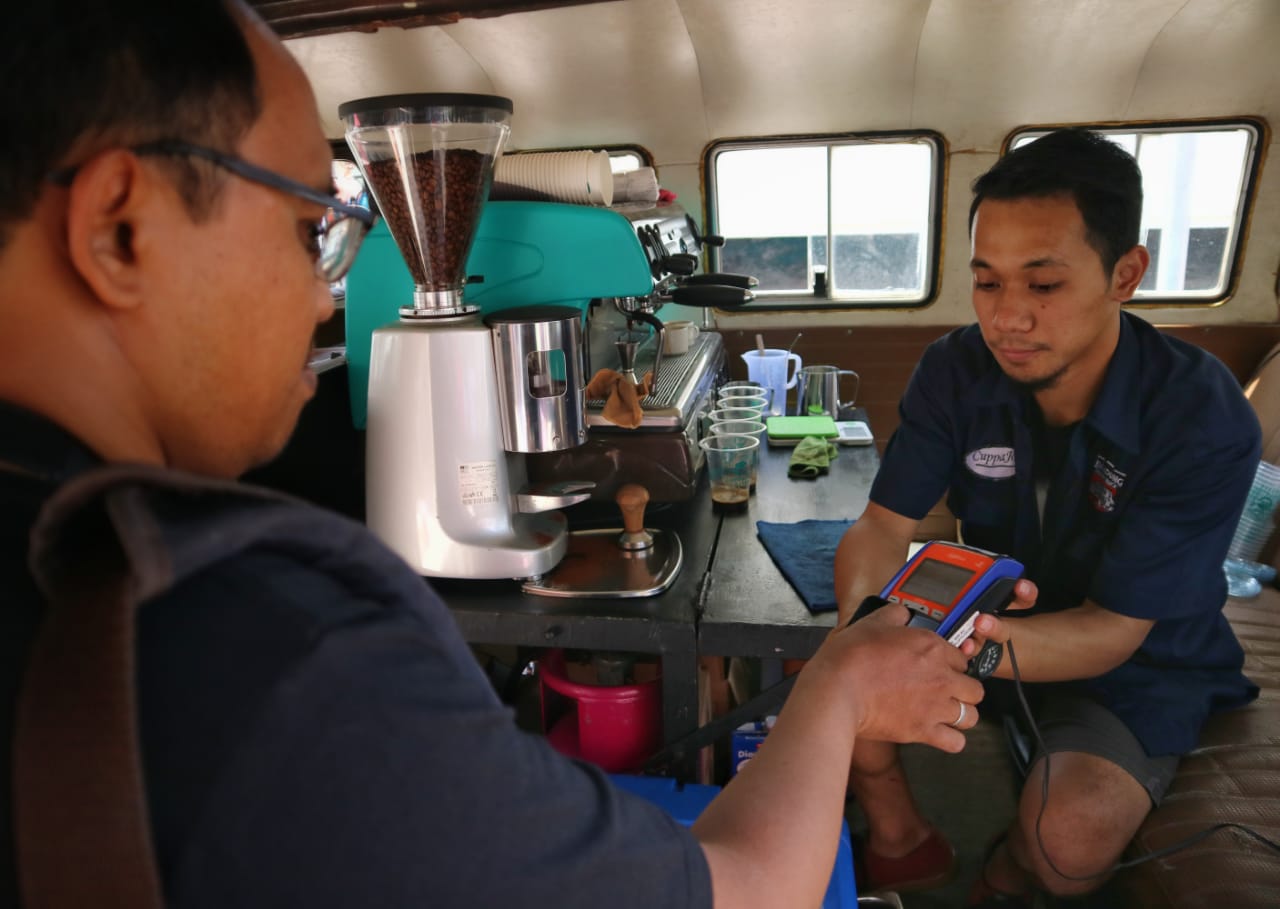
[538,650,662,773]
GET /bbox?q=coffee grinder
[341,93,681,595]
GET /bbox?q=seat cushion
[1118,598,1280,907]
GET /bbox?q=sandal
[856,827,957,893]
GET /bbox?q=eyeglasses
[50,139,376,283]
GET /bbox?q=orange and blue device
[864,541,1024,678]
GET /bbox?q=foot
[857,827,957,893]
[965,833,1033,908]
[966,873,1034,908]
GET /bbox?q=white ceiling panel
[1126,0,1280,121]
[678,0,931,138]
[912,0,1187,150]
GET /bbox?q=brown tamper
[616,483,654,551]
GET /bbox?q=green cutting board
[765,415,838,440]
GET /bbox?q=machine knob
[617,483,655,551]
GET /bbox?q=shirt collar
[0,400,103,486]
[1083,313,1141,454]
[960,315,1141,453]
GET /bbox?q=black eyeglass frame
[49,139,376,281]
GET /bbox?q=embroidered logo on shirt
[1088,455,1127,513]
[965,447,1016,479]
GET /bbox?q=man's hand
[820,602,986,753]
[958,577,1037,662]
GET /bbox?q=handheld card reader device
[854,541,1024,678]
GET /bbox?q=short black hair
[969,128,1144,275]
[0,0,261,250]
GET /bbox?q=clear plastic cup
[718,381,770,404]
[716,395,767,417]
[711,420,766,492]
[707,407,763,424]
[700,434,758,513]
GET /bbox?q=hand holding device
[852,540,1025,678]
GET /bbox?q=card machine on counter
[855,540,1024,678]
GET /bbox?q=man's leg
[978,697,1177,900]
[849,738,955,890]
[982,750,1154,897]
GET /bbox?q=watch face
[969,640,1003,679]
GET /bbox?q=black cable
[1005,638,1280,884]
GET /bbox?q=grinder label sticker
[459,461,499,506]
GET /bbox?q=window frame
[702,129,947,311]
[1003,118,1268,308]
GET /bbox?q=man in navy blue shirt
[0,2,1000,907]
[834,129,1260,905]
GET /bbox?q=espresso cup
[663,320,701,355]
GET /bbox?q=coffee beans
[364,148,493,289]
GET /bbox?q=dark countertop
[698,423,880,659]
[433,488,716,655]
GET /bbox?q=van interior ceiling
[262,0,1280,333]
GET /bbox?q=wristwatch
[968,640,1003,680]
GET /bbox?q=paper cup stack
[492,150,613,206]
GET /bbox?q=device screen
[897,558,976,607]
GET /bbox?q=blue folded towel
[755,519,855,613]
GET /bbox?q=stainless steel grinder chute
[488,305,588,454]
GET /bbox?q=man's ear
[1111,244,1151,301]
[64,150,159,311]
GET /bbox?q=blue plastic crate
[610,774,857,908]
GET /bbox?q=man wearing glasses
[0,2,1006,907]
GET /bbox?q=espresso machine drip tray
[521,527,683,598]
[587,331,722,430]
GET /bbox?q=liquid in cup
[700,434,758,513]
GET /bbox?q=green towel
[788,435,839,479]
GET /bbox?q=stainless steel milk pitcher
[796,365,860,419]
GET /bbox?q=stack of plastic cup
[1223,460,1280,598]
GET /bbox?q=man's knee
[1013,752,1153,897]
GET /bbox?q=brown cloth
[586,368,652,429]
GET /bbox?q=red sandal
[858,827,957,893]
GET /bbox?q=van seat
[1118,342,1280,906]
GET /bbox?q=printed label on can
[459,461,499,506]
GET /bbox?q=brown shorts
[1026,694,1180,806]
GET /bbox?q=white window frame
[704,131,945,309]
[1007,120,1265,305]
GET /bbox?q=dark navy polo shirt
[871,312,1261,757]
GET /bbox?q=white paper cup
[494,150,613,206]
